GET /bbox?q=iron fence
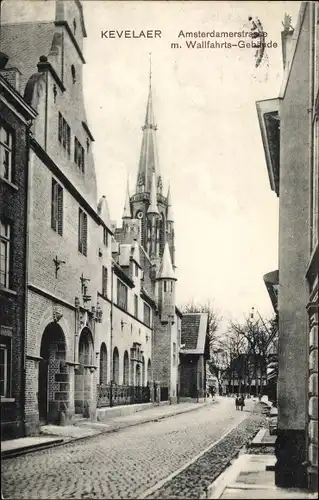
[97,383,151,408]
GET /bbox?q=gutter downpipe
[306,1,315,488]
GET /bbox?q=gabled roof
[181,313,208,354]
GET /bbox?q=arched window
[123,350,129,385]
[147,359,152,383]
[142,356,145,386]
[113,347,119,384]
[99,343,107,385]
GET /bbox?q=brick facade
[0,74,36,440]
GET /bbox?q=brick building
[256,2,318,490]
[1,0,183,435]
[0,68,37,439]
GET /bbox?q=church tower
[123,61,175,268]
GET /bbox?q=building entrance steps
[1,399,215,459]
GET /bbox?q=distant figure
[235,395,240,410]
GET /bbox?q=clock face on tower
[136,211,143,219]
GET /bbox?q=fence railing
[97,383,151,408]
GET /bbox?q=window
[0,339,11,397]
[58,113,71,155]
[164,281,167,292]
[0,125,14,182]
[103,227,108,247]
[117,279,128,310]
[78,208,88,256]
[144,302,151,327]
[311,116,319,251]
[51,179,63,235]
[71,65,76,84]
[173,342,177,366]
[74,137,85,172]
[102,266,108,297]
[134,294,138,318]
[171,282,173,292]
[135,263,138,277]
[0,220,11,288]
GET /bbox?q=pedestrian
[240,396,245,411]
[235,395,239,410]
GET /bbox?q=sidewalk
[1,399,214,458]
[205,427,316,500]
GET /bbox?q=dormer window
[71,65,76,84]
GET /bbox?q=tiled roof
[181,314,201,350]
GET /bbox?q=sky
[81,0,301,327]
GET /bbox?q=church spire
[135,56,161,194]
[122,179,131,220]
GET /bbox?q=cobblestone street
[1,398,264,500]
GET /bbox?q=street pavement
[2,398,256,500]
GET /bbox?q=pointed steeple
[122,179,131,220]
[166,184,174,223]
[135,56,161,194]
[158,242,177,280]
[147,171,159,216]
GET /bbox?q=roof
[263,269,279,313]
[157,242,176,280]
[181,313,208,354]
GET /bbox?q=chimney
[0,66,22,93]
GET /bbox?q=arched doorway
[113,347,119,384]
[75,327,94,415]
[99,343,107,385]
[123,350,129,385]
[142,356,145,386]
[38,322,67,424]
[147,359,152,383]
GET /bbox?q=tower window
[73,18,77,35]
[71,65,76,84]
[164,281,167,292]
[74,137,85,172]
[58,113,71,156]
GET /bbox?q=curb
[1,400,215,460]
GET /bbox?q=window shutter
[83,212,88,256]
[58,186,63,236]
[78,208,82,252]
[51,180,57,231]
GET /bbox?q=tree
[180,299,222,351]
[228,313,278,397]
